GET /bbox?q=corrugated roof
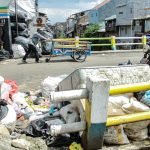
[94,0,111,10]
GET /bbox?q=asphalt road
[0,51,143,91]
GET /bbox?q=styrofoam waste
[41,75,67,97]
[12,44,25,59]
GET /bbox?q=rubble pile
[0,75,150,150]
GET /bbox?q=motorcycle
[140,43,150,65]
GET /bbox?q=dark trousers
[23,44,39,62]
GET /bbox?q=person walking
[15,29,47,63]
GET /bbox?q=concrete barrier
[51,65,150,150]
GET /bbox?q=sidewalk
[92,49,143,54]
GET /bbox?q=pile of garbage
[0,75,150,149]
[106,94,150,145]
[0,75,83,150]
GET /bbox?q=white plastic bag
[109,95,130,109]
[41,75,67,97]
[1,83,12,103]
[12,44,25,59]
[1,105,16,125]
[12,92,34,115]
[122,98,150,113]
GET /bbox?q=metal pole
[15,0,18,36]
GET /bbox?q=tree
[82,24,100,38]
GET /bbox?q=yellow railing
[45,36,148,51]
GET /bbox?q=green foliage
[82,24,100,38]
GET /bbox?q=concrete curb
[91,49,143,55]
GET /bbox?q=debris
[69,142,83,150]
[124,121,150,141]
[104,125,130,145]
[11,139,31,150]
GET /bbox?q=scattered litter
[0,74,150,149]
[41,75,67,97]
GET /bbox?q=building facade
[116,0,150,37]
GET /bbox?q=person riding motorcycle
[140,41,150,65]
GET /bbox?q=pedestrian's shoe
[22,60,27,64]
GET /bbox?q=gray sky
[39,0,103,24]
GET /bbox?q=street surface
[0,51,143,91]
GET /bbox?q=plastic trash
[12,44,25,59]
[109,95,130,109]
[5,80,18,97]
[11,23,27,31]
[124,121,150,141]
[0,79,12,103]
[0,49,10,61]
[104,125,130,145]
[69,142,83,150]
[12,92,34,116]
[0,103,16,126]
[141,90,150,107]
[41,75,67,97]
[122,97,150,114]
[60,104,80,123]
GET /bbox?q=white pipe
[116,37,142,40]
[116,43,142,46]
[49,89,88,102]
[50,121,86,136]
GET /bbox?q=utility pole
[15,0,18,36]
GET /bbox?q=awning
[105,15,116,21]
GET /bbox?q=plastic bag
[104,125,130,145]
[124,121,150,141]
[12,44,26,59]
[60,104,80,123]
[141,90,150,107]
[12,92,34,116]
[1,105,16,125]
[41,75,67,97]
[1,82,12,104]
[109,95,130,109]
[5,80,18,97]
[122,97,150,113]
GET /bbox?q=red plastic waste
[4,80,18,97]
